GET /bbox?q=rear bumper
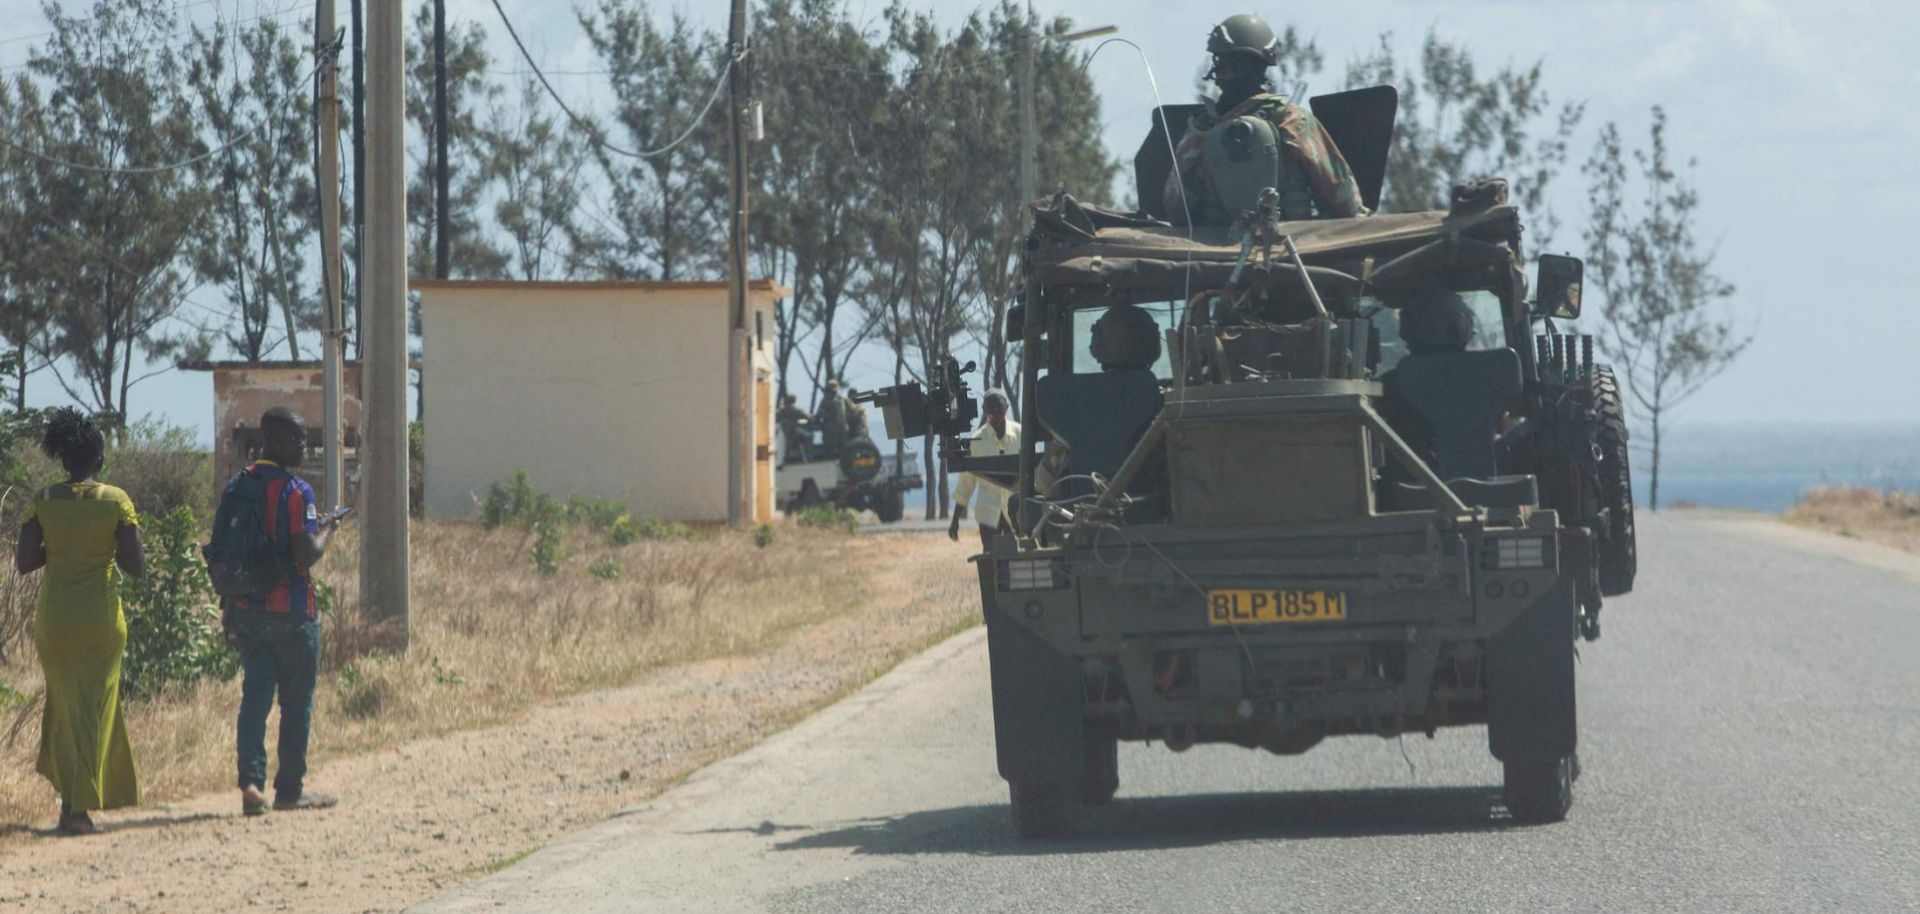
[983,512,1570,735]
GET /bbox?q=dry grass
[1784,486,1920,554]
[0,518,876,829]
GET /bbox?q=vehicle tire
[1080,728,1119,807]
[873,488,905,524]
[840,436,883,484]
[1503,755,1575,824]
[1009,780,1076,839]
[1590,366,1637,596]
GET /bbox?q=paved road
[414,513,1920,914]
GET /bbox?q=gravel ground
[0,530,975,914]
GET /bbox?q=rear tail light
[999,559,1065,591]
[1484,536,1550,570]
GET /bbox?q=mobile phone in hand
[327,506,355,526]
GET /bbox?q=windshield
[1071,303,1181,379]
[1368,289,1510,375]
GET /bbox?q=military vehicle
[868,86,1636,837]
[775,424,920,523]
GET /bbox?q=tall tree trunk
[1649,408,1662,512]
[269,215,301,361]
[921,432,936,521]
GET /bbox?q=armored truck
[871,89,1636,837]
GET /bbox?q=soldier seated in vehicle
[777,394,812,463]
[1089,303,1163,373]
[1165,14,1368,226]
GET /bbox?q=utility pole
[315,0,345,511]
[364,0,410,648]
[724,0,753,527]
[351,0,365,358]
[433,0,451,280]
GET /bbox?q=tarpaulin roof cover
[1024,195,1522,305]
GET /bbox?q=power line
[0,37,333,176]
[486,0,733,160]
[0,0,224,48]
[0,0,317,73]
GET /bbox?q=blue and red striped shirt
[226,460,321,620]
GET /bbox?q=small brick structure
[180,360,363,508]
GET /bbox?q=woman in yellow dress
[13,408,144,835]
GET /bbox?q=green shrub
[408,420,425,517]
[566,496,628,531]
[101,418,215,523]
[607,514,694,546]
[585,558,621,580]
[796,505,859,532]
[482,469,538,529]
[753,524,775,548]
[120,506,237,699]
[530,519,564,577]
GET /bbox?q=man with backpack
[206,406,345,816]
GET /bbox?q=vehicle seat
[1035,370,1162,499]
[1388,348,1522,480]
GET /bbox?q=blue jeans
[232,615,320,796]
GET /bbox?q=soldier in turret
[1164,14,1368,226]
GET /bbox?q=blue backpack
[202,468,282,599]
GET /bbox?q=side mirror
[1533,254,1583,320]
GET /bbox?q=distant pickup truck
[774,430,921,523]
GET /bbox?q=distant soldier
[777,394,811,462]
[843,388,870,440]
[816,379,850,459]
[1164,14,1367,226]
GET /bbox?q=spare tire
[1590,366,1636,596]
[840,436,883,484]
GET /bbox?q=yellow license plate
[1207,589,1349,625]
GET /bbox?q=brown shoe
[241,785,267,817]
[272,790,337,812]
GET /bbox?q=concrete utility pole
[1019,20,1118,209]
[364,0,410,646]
[316,0,345,511]
[432,0,450,280]
[724,0,753,527]
[351,0,365,357]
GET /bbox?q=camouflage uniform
[1164,93,1368,225]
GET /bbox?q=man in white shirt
[948,390,1019,549]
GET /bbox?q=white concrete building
[416,279,785,523]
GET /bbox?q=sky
[3,0,1918,446]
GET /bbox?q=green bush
[607,514,695,546]
[408,420,425,517]
[120,506,236,699]
[530,519,564,577]
[796,505,859,532]
[753,524,775,548]
[565,496,628,531]
[482,469,539,529]
[101,418,215,523]
[585,558,621,580]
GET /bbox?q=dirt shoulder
[1780,486,1920,556]
[0,528,976,914]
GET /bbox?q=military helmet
[1206,14,1279,68]
[1398,287,1477,352]
[1090,303,1164,372]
